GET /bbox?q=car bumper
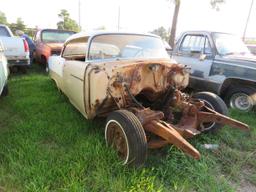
[8,59,30,67]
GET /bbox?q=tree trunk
[169,0,181,48]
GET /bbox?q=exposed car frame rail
[109,67,249,160]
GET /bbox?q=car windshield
[89,34,170,61]
[213,33,250,55]
[42,30,75,43]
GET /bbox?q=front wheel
[105,110,147,167]
[225,86,256,112]
[192,92,228,133]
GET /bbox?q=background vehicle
[34,29,75,71]
[48,32,248,166]
[0,40,9,97]
[0,24,30,72]
[172,31,256,112]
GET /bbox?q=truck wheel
[105,110,147,167]
[1,84,8,97]
[225,86,256,112]
[192,92,228,132]
[20,66,27,74]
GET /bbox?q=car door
[62,37,88,115]
[173,34,215,91]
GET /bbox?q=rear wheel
[105,110,147,167]
[192,92,228,132]
[225,86,256,112]
[19,66,27,74]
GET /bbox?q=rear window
[0,26,11,37]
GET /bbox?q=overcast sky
[0,0,255,37]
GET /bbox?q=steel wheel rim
[230,93,253,111]
[105,120,129,164]
[200,100,216,131]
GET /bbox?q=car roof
[181,30,233,36]
[65,31,160,43]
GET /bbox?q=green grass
[0,65,255,191]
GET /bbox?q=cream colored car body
[0,40,8,95]
[49,32,189,119]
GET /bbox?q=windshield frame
[86,33,170,62]
[212,32,250,56]
[41,29,75,43]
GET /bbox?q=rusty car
[34,29,76,71]
[48,32,249,166]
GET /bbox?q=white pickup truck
[0,24,30,72]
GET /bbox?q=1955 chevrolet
[48,32,249,166]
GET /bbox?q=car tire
[1,84,8,97]
[20,66,27,74]
[105,110,147,167]
[224,86,256,112]
[192,92,228,133]
[41,56,48,73]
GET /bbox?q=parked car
[48,32,248,166]
[34,29,76,71]
[0,24,30,72]
[172,31,256,112]
[0,40,8,97]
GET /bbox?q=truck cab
[0,24,30,72]
[172,31,256,111]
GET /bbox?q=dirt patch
[230,178,256,192]
[229,167,256,192]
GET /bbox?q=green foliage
[151,26,169,41]
[57,9,80,32]
[0,11,35,37]
[24,28,36,38]
[8,17,26,34]
[0,64,255,191]
[0,11,8,25]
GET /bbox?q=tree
[151,26,169,41]
[8,17,26,34]
[168,0,225,47]
[0,11,8,25]
[57,9,80,32]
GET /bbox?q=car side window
[62,37,88,61]
[180,35,212,55]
